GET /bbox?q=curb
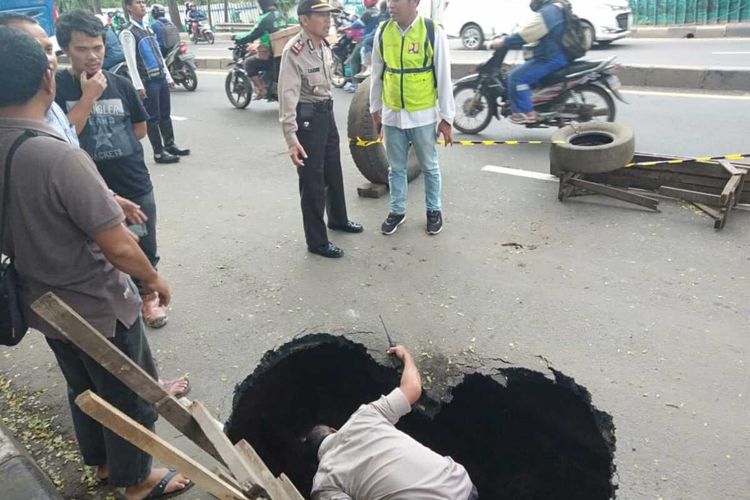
[632,23,750,38]
[0,421,63,499]
[195,57,750,92]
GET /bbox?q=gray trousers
[45,317,158,487]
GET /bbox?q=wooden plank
[658,186,722,206]
[721,174,743,206]
[719,160,743,176]
[30,293,221,461]
[213,467,243,492]
[277,474,305,500]
[190,401,266,499]
[567,178,660,210]
[234,440,288,500]
[75,391,246,500]
[693,203,722,220]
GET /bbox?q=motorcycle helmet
[530,0,553,11]
[364,0,378,7]
[258,0,277,12]
[151,4,166,18]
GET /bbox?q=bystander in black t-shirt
[55,70,153,200]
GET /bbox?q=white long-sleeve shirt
[119,20,173,91]
[369,17,455,129]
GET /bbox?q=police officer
[279,0,362,258]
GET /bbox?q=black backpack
[558,1,587,61]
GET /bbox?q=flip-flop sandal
[144,469,194,500]
[160,377,191,398]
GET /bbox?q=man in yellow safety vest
[370,0,454,236]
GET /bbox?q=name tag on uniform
[307,68,321,74]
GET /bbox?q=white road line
[621,89,750,100]
[171,115,188,121]
[711,51,750,55]
[482,165,557,182]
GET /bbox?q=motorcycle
[108,10,127,34]
[225,40,280,109]
[331,24,364,89]
[109,42,197,91]
[452,47,626,134]
[188,19,215,44]
[164,41,198,91]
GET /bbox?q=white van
[438,0,632,50]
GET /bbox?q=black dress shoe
[328,221,364,233]
[165,144,191,156]
[154,151,180,164]
[308,242,344,258]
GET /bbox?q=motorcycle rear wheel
[182,66,198,91]
[225,72,252,109]
[453,82,494,135]
[563,84,615,123]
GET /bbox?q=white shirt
[44,102,79,146]
[370,17,455,130]
[311,388,475,500]
[119,19,173,91]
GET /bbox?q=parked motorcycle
[452,47,626,134]
[225,41,279,109]
[331,24,364,88]
[165,41,198,91]
[109,42,197,91]
[188,19,215,44]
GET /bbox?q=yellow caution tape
[348,137,565,147]
[625,153,750,168]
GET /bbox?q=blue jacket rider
[487,0,568,124]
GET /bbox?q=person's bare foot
[124,468,191,500]
[159,375,190,398]
[96,464,109,482]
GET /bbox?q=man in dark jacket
[486,0,569,124]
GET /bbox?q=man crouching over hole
[304,345,478,499]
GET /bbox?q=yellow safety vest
[378,17,437,112]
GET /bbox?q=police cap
[297,0,341,16]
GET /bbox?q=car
[441,0,632,50]
[0,0,59,50]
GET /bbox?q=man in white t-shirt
[305,345,478,499]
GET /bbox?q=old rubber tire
[549,122,635,176]
[347,77,420,185]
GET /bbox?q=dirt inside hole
[570,133,615,147]
[226,334,616,499]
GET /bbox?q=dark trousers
[45,317,159,487]
[143,77,176,154]
[295,101,349,249]
[128,189,159,294]
[245,56,272,77]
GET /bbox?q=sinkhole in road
[225,334,617,499]
[570,132,615,147]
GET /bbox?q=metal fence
[629,0,750,25]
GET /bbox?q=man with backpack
[486,0,582,124]
[150,4,182,57]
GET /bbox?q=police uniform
[278,0,361,258]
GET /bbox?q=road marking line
[711,51,750,55]
[482,165,557,182]
[621,89,750,100]
[171,115,188,121]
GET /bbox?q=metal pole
[206,0,214,28]
[224,0,229,23]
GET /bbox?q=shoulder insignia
[291,39,304,55]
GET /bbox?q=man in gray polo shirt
[0,27,192,498]
[305,345,478,499]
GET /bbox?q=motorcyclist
[485,0,569,124]
[97,14,126,70]
[351,0,386,79]
[150,4,181,56]
[232,0,285,99]
[186,2,206,38]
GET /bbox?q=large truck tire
[347,77,421,185]
[550,122,635,176]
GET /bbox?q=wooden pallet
[31,293,304,500]
[558,153,748,230]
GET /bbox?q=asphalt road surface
[1,74,748,499]
[192,37,750,68]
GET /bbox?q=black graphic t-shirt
[55,70,153,200]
